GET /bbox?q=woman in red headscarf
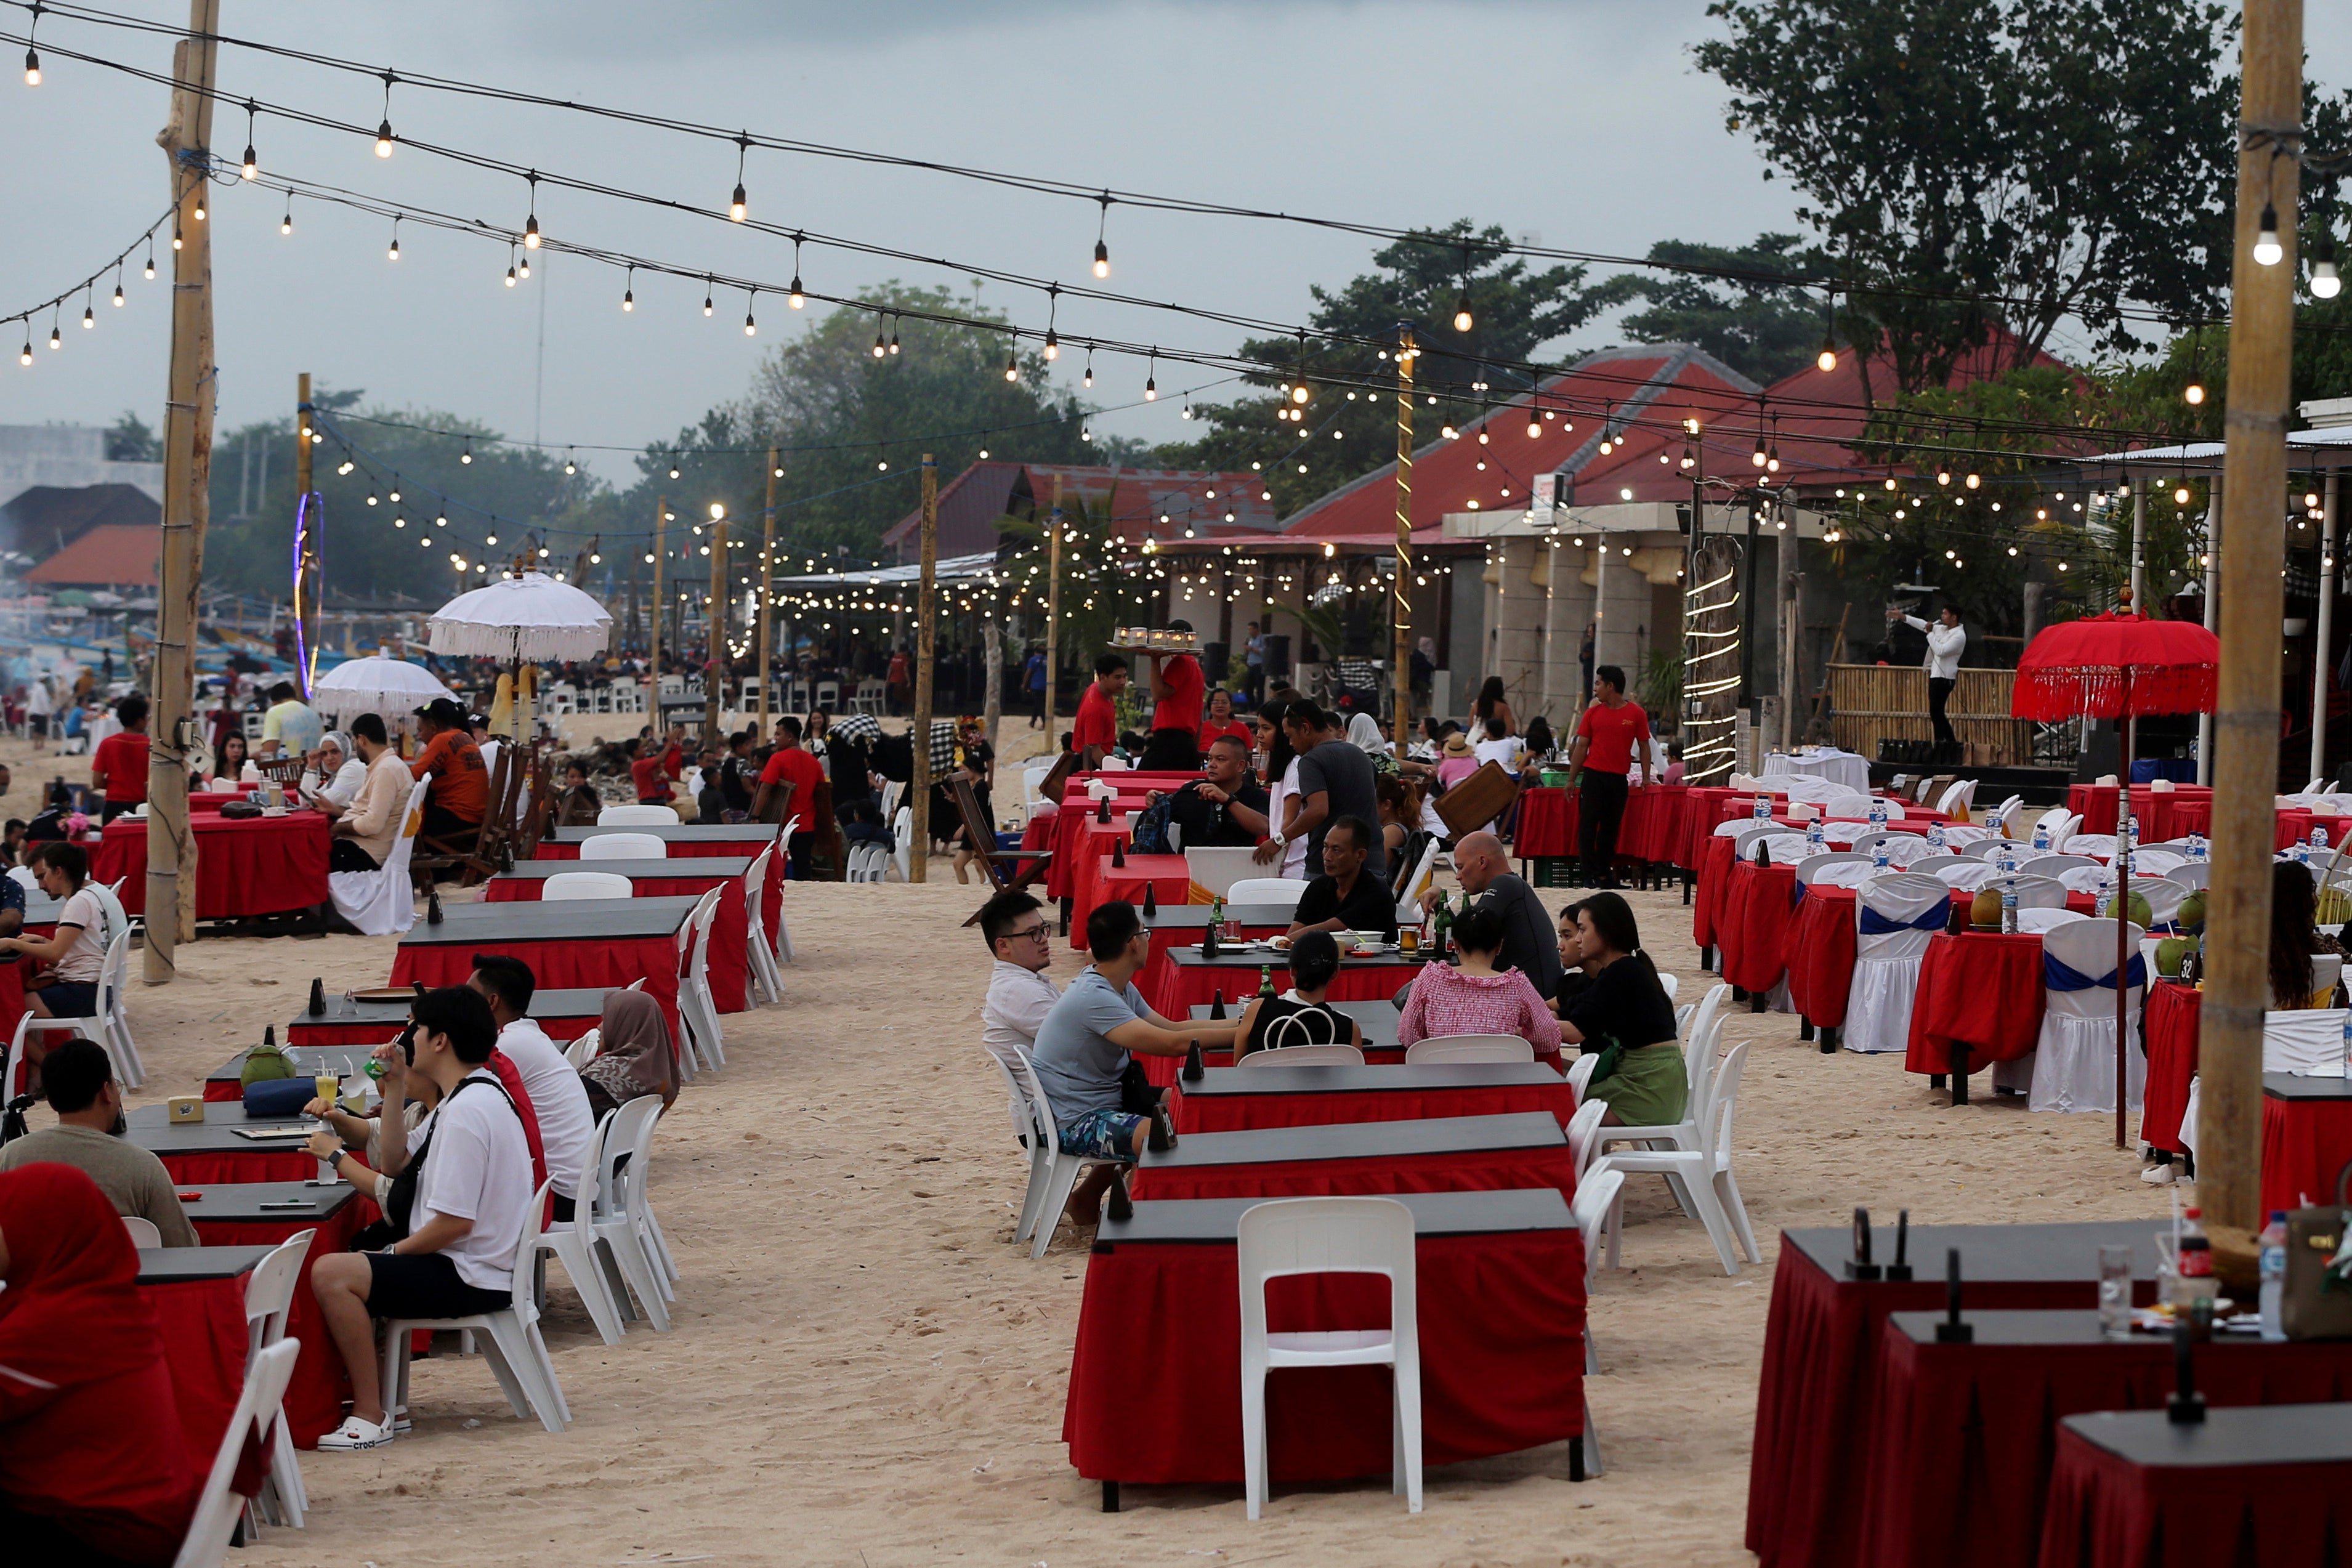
[0,1163,198,1566]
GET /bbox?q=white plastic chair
[18,919,143,1089]
[2062,833,2120,861]
[544,870,633,901]
[1403,1034,1533,1064]
[121,1214,162,1247]
[533,1110,631,1346]
[579,832,669,860]
[328,775,431,939]
[598,804,681,825]
[1227,877,1307,911]
[240,1229,315,1531]
[846,842,889,882]
[172,1341,300,1568]
[1237,1197,1421,1519]
[1840,873,1951,1053]
[2027,918,2148,1113]
[674,886,727,1070]
[380,1179,569,1434]
[983,1040,1057,1246]
[562,1026,602,1070]
[2263,1006,2349,1074]
[1989,794,2025,835]
[1591,1040,1757,1275]
[1934,778,1978,819]
[891,806,914,882]
[598,1092,679,1298]
[1020,1060,1130,1258]
[1566,1050,1600,1101]
[1242,1042,1365,1067]
[1186,846,1264,903]
[740,845,784,1004]
[1565,1097,1609,1179]
[2016,906,2088,934]
[1588,982,1729,1163]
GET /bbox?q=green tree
[1157,220,1616,515]
[104,411,160,463]
[1606,233,1827,384]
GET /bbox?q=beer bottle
[1258,964,1277,999]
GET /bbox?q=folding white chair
[674,887,727,1070]
[1591,1040,1757,1275]
[121,1214,163,1247]
[597,804,682,825]
[740,845,784,1004]
[580,832,669,860]
[172,1341,301,1568]
[2027,918,2148,1113]
[543,870,633,900]
[2029,806,2074,846]
[2263,1006,2349,1074]
[1227,878,1307,911]
[1237,1197,1421,1519]
[1403,1035,1533,1064]
[2129,849,2189,877]
[1841,873,1953,1053]
[329,776,431,939]
[983,1040,1056,1245]
[1588,982,1730,1162]
[562,1026,602,1070]
[17,919,143,1089]
[533,1111,631,1345]
[381,1179,568,1435]
[240,1230,316,1530]
[1242,1042,1366,1066]
[1187,846,1264,904]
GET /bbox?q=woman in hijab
[578,988,679,1121]
[0,1164,198,1565]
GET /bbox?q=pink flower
[63,813,89,836]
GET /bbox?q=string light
[2255,202,2283,267]
[621,266,634,310]
[743,288,756,335]
[240,100,258,179]
[375,70,396,156]
[522,172,541,248]
[788,235,805,307]
[461,438,474,464]
[280,203,292,235]
[1144,349,1157,400]
[22,1,38,86]
[387,217,400,261]
[1004,345,1019,382]
[888,318,900,354]
[729,133,750,222]
[702,277,714,317]
[1093,192,1112,278]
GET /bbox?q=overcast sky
[6,1,2352,485]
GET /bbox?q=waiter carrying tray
[1138,620,1207,772]
[1889,601,1968,746]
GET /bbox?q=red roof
[881,461,1276,562]
[23,523,158,588]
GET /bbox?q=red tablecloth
[1720,859,1800,994]
[1089,853,1193,921]
[1682,788,1790,870]
[2263,1091,2352,1215]
[532,835,783,950]
[2035,1415,2352,1568]
[0,961,27,1089]
[394,936,682,1052]
[1865,1323,2352,1568]
[1168,1077,1576,1134]
[1694,818,1932,949]
[1787,887,1859,1029]
[2069,782,2218,840]
[1128,1139,1582,1205]
[483,875,751,1014]
[1517,784,1687,864]
[285,1011,600,1050]
[1064,1228,1585,1486]
[1046,799,1148,902]
[94,811,331,919]
[1143,956,1425,1022]
[1747,1241,2144,1568]
[191,1200,375,1448]
[2140,981,2199,1155]
[155,1146,325,1186]
[1905,931,2047,1074]
[141,1273,250,1481]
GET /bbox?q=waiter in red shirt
[1070,654,1129,767]
[89,693,150,822]
[1567,663,1652,890]
[1139,619,1206,772]
[752,715,826,878]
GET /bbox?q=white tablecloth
[1763,750,1871,792]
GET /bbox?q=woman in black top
[1234,931,1364,1058]
[1557,892,1684,1126]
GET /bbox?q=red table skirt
[141,1275,251,1480]
[394,937,682,1057]
[1144,960,1422,1021]
[192,1200,376,1448]
[282,1011,600,1053]
[1864,1324,2352,1568]
[1141,1045,1407,1089]
[1134,925,1288,1005]
[1169,1079,1576,1134]
[483,876,751,1014]
[1046,799,1147,901]
[158,1148,325,1185]
[2035,1418,2352,1568]
[1720,860,1800,994]
[1070,850,1194,950]
[1517,783,1687,863]
[2263,1092,2352,1215]
[1516,786,1572,858]
[94,812,332,918]
[1064,1230,1585,1485]
[1128,1142,1581,1206]
[1787,888,1859,1028]
[2140,982,2199,1155]
[0,961,27,1093]
[1905,931,2047,1074]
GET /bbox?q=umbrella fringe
[2011,666,2217,721]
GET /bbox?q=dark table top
[174,1179,361,1224]
[126,1101,341,1157]
[1887,1309,2189,1348]
[276,986,613,1040]
[1098,1187,1575,1246]
[2263,1072,2352,1102]
[1168,947,1430,972]
[396,894,697,945]
[1142,904,1299,929]
[1785,1220,2169,1284]
[2061,1402,2352,1468]
[493,856,756,882]
[1143,1110,1566,1171]
[551,824,780,844]
[1189,998,1404,1044]
[209,1044,378,1085]
[135,1243,273,1283]
[1181,1062,1564,1096]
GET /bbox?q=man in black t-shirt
[1256,701,1384,881]
[1161,735,1270,849]
[1288,817,1397,940]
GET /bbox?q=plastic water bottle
[2189,832,2209,863]
[2000,881,2018,934]
[2123,814,2139,852]
[2313,826,2331,854]
[1869,799,1888,831]
[1806,818,1825,849]
[2032,818,2051,852]
[2259,1211,2289,1341]
[1753,792,1772,821]
[1873,840,1891,870]
[1927,822,1947,851]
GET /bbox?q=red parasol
[2011,611,2219,720]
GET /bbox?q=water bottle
[2000,882,2018,934]
[2032,818,2050,851]
[1926,821,1946,851]
[1869,799,1887,831]
[1753,792,1772,822]
[2313,826,2331,854]
[2123,814,2139,852]
[2192,832,2209,862]
[2258,1211,2289,1341]
[1806,818,1825,849]
[1872,840,1891,870]
[2176,1206,2215,1308]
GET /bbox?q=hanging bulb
[280,208,292,235]
[523,214,540,249]
[1093,238,1109,278]
[143,253,154,280]
[1526,410,1542,439]
[47,322,60,351]
[337,459,354,475]
[2184,379,2206,406]
[730,182,747,222]
[461,440,474,464]
[1936,466,1950,486]
[516,254,530,280]
[241,145,257,180]
[1043,328,1059,361]
[978,445,990,458]
[2255,203,2284,266]
[788,275,804,309]
[389,483,401,501]
[81,303,92,329]
[505,263,517,288]
[621,283,634,312]
[387,233,400,262]
[1082,351,1094,389]
[17,339,29,367]
[888,322,900,355]
[744,302,756,336]
[171,224,182,251]
[2174,484,2192,505]
[668,456,681,479]
[703,280,714,317]
[111,281,123,307]
[1144,371,1157,400]
[23,46,38,86]
[872,321,887,358]
[565,452,578,475]
[2315,258,2343,300]
[1005,350,1019,382]
[375,119,394,157]
[1816,339,1837,373]
[1453,291,1474,333]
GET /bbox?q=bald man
[1453,831,1563,1000]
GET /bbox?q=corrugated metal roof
[881,461,1275,562]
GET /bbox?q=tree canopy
[1602,233,1829,384]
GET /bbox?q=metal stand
[1949,1041,1970,1106]
[1819,1025,1839,1054]
[1101,1480,1119,1512]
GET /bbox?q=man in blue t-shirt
[1027,900,1241,1224]
[1024,648,1049,729]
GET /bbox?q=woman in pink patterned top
[1397,903,1563,1062]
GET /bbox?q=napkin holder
[1886,1209,1914,1281]
[166,1095,204,1125]
[1843,1205,1883,1280]
[1935,1248,1973,1343]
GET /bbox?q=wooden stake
[145,0,220,983]
[1393,325,1415,748]
[758,447,778,735]
[1043,474,1064,739]
[2204,0,2303,1234]
[911,455,939,882]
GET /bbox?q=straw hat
[1442,732,1474,757]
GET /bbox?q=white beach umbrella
[425,571,613,663]
[310,654,459,721]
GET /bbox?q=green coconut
[2155,934,2197,978]
[2175,889,2208,931]
[1970,887,2005,930]
[2099,887,2154,928]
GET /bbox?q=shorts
[39,980,98,1018]
[365,1249,512,1319]
[1057,1107,1147,1160]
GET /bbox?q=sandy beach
[0,721,2181,1568]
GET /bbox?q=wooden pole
[910,455,939,882]
[758,448,778,736]
[294,371,313,698]
[650,495,666,693]
[2205,0,2303,1243]
[704,501,728,742]
[1393,325,1415,749]
[2313,471,2338,783]
[145,0,220,984]
[1043,473,1064,740]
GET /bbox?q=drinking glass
[2096,1244,2134,1338]
[313,1073,340,1113]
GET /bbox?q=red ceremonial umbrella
[2010,609,2220,1147]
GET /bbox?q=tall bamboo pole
[910,455,939,881]
[704,502,728,742]
[2313,471,2338,783]
[145,0,220,983]
[294,371,313,695]
[1392,326,1415,748]
[758,448,778,735]
[1043,474,1064,740]
[650,496,666,686]
[2205,0,2303,1242]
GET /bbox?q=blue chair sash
[1858,903,1949,936]
[2045,952,2147,992]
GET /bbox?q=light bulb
[79,305,91,329]
[388,237,400,262]
[1144,374,1157,400]
[1093,239,1109,278]
[730,184,747,223]
[337,460,353,474]
[2315,259,2343,299]
[1291,384,1309,405]
[461,443,473,464]
[171,227,182,251]
[24,47,38,85]
[241,145,257,180]
[143,257,154,279]
[703,288,713,317]
[2175,485,2191,504]
[516,257,529,280]
[888,325,900,354]
[1526,414,1541,439]
[280,211,292,234]
[622,287,634,311]
[788,276,804,309]
[18,341,30,366]
[375,120,394,157]
[1816,344,1837,372]
[1453,294,1473,333]
[1966,472,1980,489]
[48,324,59,350]
[523,215,540,249]
[111,283,122,307]
[745,309,756,336]
[871,328,886,359]
[504,265,517,287]
[1005,352,1019,382]
[2184,381,2205,405]
[2255,203,2283,266]
[1043,329,1059,360]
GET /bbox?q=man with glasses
[980,889,1061,1059]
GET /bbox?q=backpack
[1129,791,1178,857]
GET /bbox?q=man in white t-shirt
[468,953,595,1220]
[309,985,535,1452]
[979,890,1060,1061]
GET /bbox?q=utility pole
[704,501,729,742]
[1392,325,1415,748]
[910,455,939,881]
[2205,0,2303,1249]
[1043,473,1064,738]
[758,447,778,735]
[650,495,666,687]
[145,0,220,984]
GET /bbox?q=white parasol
[425,571,613,663]
[310,653,458,721]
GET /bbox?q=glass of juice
[313,1073,341,1114]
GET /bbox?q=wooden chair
[414,746,512,887]
[950,775,1049,925]
[254,755,304,788]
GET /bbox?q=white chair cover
[1981,874,2069,911]
[327,777,430,937]
[2058,865,2117,895]
[2125,877,2192,925]
[1795,852,1869,884]
[2130,849,2188,876]
[2019,854,2098,878]
[1940,825,1994,846]
[2027,919,2148,1113]
[1880,836,1952,869]
[2263,1008,2348,1075]
[1928,860,1997,892]
[2061,833,2120,861]
[2167,861,2210,891]
[1803,859,1874,890]
[1841,874,1952,1053]
[1821,793,1875,820]
[2016,906,2087,934]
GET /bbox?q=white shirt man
[980,892,1061,1062]
[493,1015,594,1211]
[1902,612,1968,679]
[409,1066,535,1294]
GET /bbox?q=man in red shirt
[1567,663,1652,890]
[629,726,685,808]
[89,693,150,822]
[752,714,826,878]
[1139,620,1206,772]
[1070,653,1129,766]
